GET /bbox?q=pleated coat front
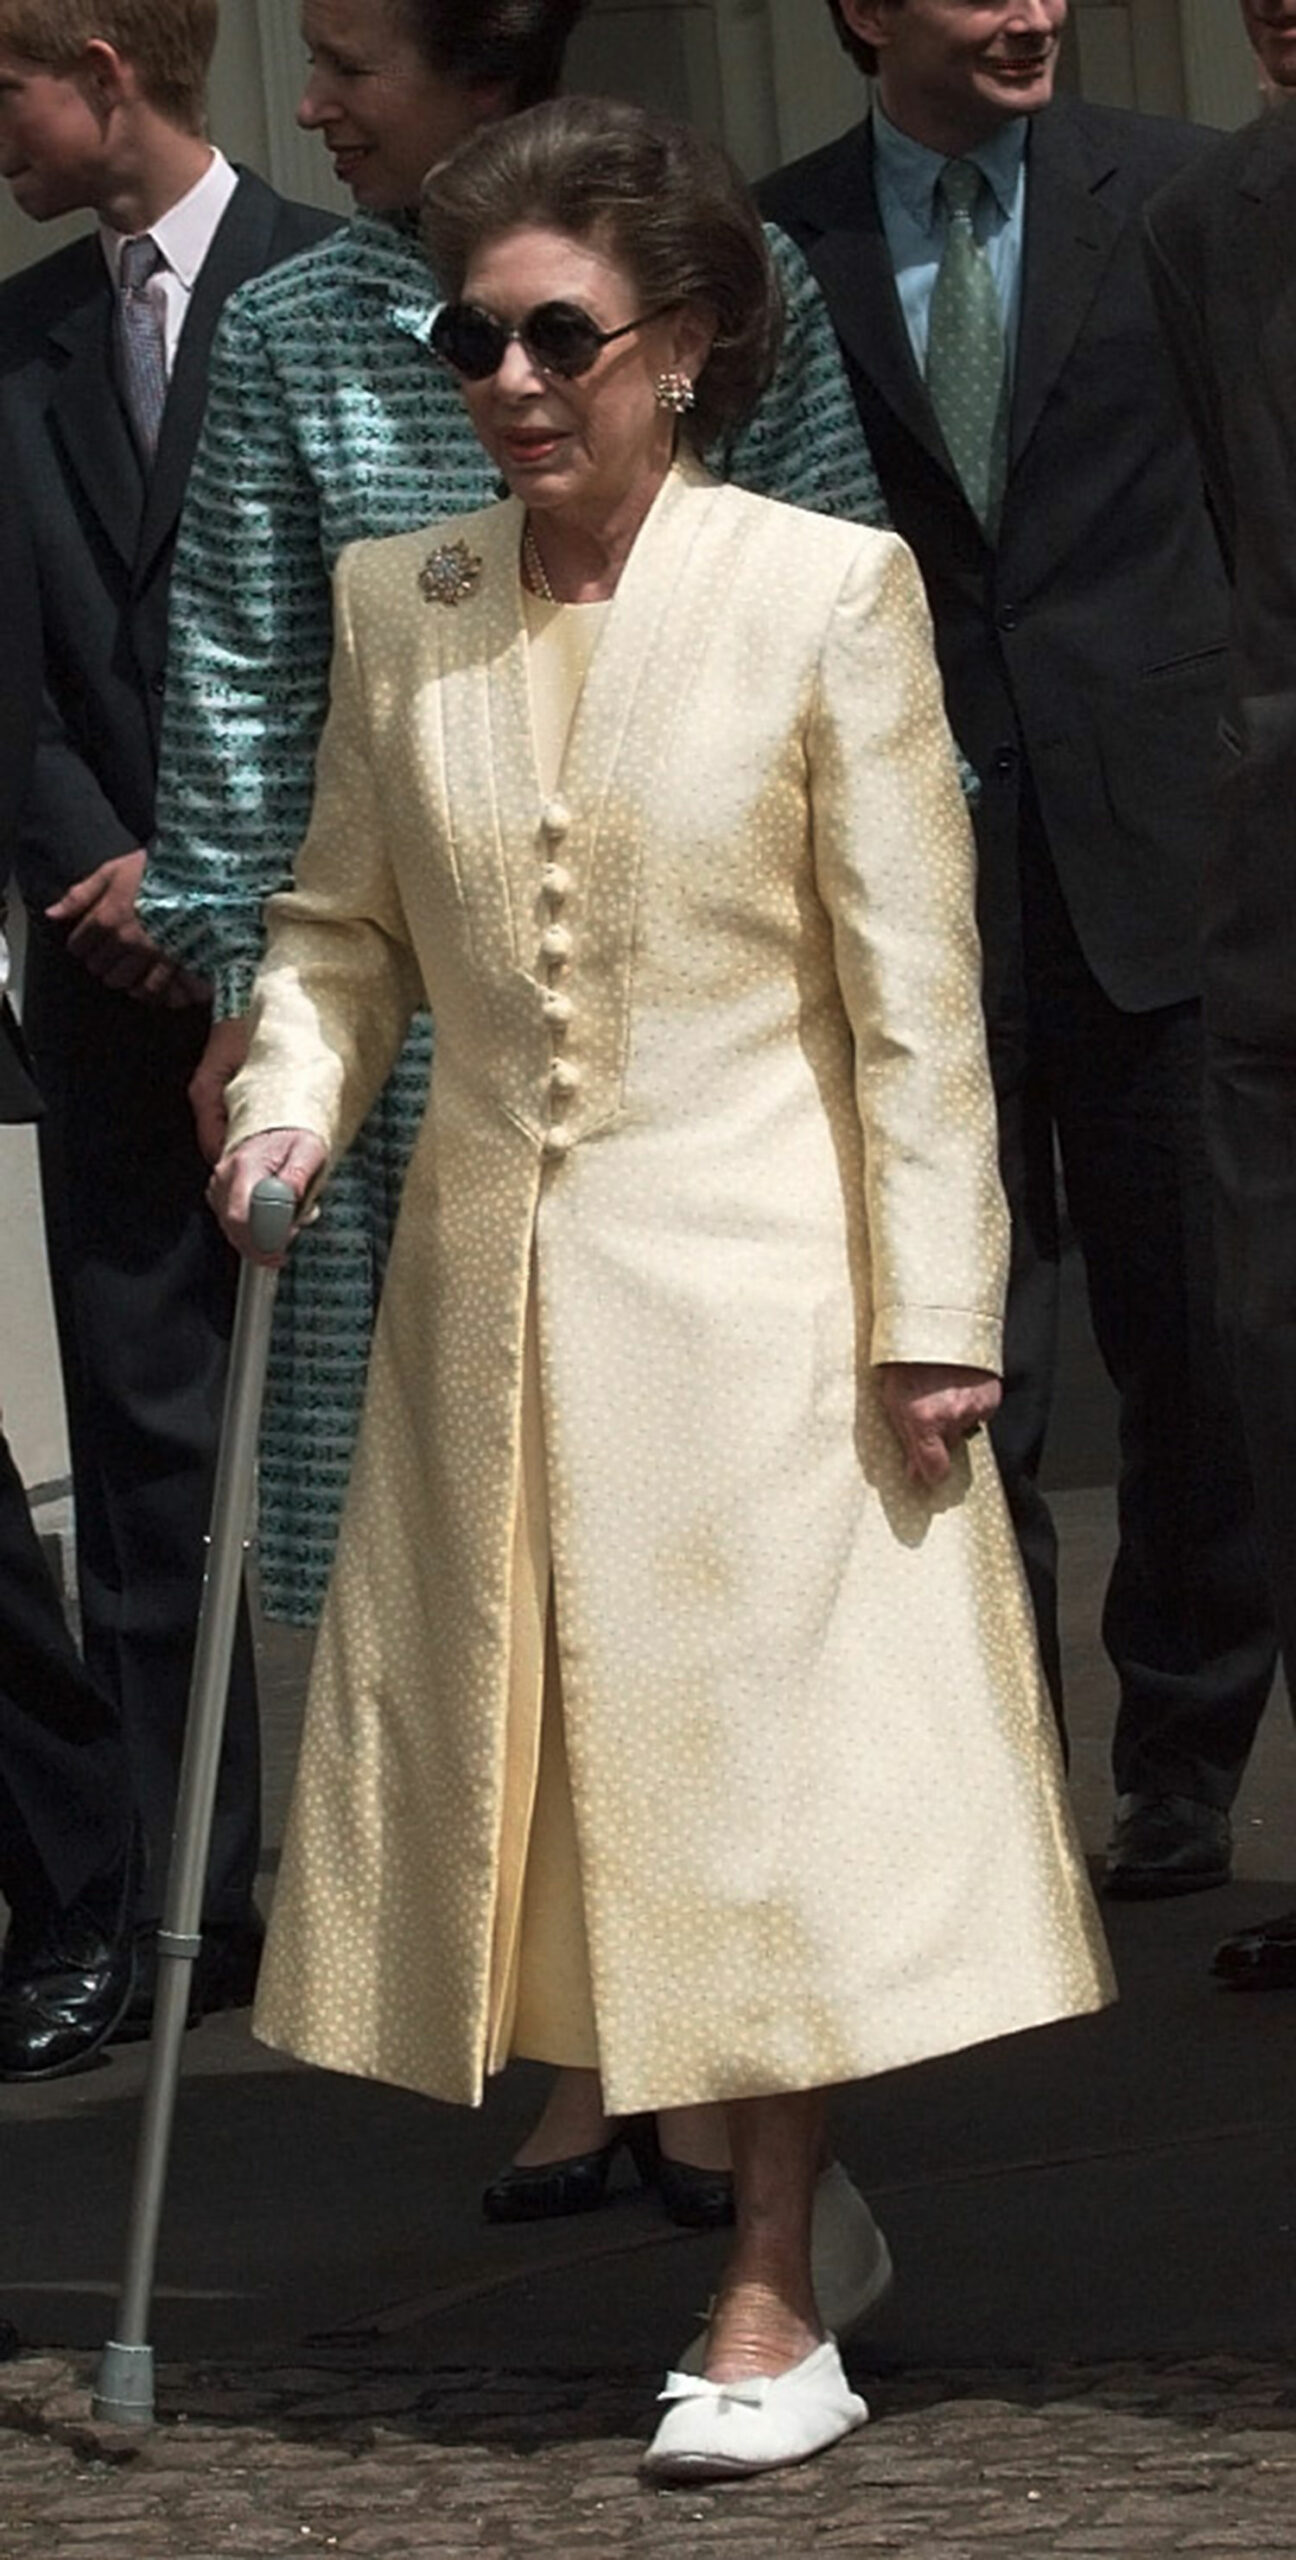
[228,464,1112,2115]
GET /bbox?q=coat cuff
[870,1306,1003,1374]
[224,1070,336,1160]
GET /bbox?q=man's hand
[878,1362,1002,1489]
[190,1015,252,1165]
[46,852,206,1007]
[208,1128,328,1265]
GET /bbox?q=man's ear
[838,0,893,58]
[75,38,132,120]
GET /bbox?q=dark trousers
[0,1425,130,1923]
[987,808,1276,1808]
[1204,1033,1296,1690]
[22,926,260,1925]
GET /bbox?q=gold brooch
[418,539,483,607]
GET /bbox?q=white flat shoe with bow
[675,2162,893,2378]
[641,2339,868,2483]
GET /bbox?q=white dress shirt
[871,106,1028,379]
[99,146,239,374]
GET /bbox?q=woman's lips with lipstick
[499,429,566,465]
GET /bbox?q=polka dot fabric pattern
[228,466,1112,2114]
[142,217,893,1622]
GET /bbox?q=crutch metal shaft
[93,1175,298,2426]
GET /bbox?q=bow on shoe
[658,2370,773,2410]
[642,2343,870,2482]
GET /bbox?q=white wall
[0,1132,65,1490]
[0,911,66,1492]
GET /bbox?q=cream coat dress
[228,461,1112,2115]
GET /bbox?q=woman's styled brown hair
[420,94,783,450]
[392,0,588,109]
[0,0,217,130]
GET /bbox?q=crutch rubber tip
[92,2339,156,2427]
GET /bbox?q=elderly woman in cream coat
[212,98,1111,2485]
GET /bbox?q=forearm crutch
[94,1175,298,2427]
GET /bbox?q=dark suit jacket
[0,426,41,1126]
[760,98,1228,1021]
[1145,110,1296,1050]
[0,169,335,914]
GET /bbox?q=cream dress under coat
[228,462,1112,2115]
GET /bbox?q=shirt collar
[872,103,1028,230]
[100,147,238,291]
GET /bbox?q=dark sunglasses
[430,297,673,383]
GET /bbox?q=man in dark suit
[760,0,1277,1895]
[0,444,138,2079]
[1145,4,1296,1986]
[0,0,334,2025]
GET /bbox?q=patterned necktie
[115,233,168,464]
[925,159,1008,533]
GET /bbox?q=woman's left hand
[877,1363,1002,1489]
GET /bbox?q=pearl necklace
[522,522,555,602]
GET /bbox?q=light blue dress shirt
[871,105,1029,379]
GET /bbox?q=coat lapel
[135,171,285,590]
[554,455,722,818]
[799,123,954,481]
[46,252,145,572]
[408,500,535,975]
[1010,103,1122,469]
[425,465,729,991]
[1232,109,1296,382]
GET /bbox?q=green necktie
[925,158,1008,533]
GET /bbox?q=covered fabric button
[540,797,571,840]
[541,1127,572,1160]
[549,1058,580,1097]
[541,990,573,1026]
[540,862,572,904]
[540,924,572,963]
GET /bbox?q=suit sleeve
[140,287,338,1014]
[224,545,423,1166]
[15,691,140,911]
[808,531,1008,1372]
[720,224,892,531]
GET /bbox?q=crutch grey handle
[248,1173,298,1259]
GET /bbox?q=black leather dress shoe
[1102,1793,1232,1899]
[482,2115,658,2223]
[656,2152,736,2230]
[0,1901,137,2081]
[1213,1907,1296,1991]
[113,1913,265,2042]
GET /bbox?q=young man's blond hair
[0,0,217,132]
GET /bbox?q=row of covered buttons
[538,799,579,1158]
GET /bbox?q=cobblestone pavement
[3,2347,1296,2558]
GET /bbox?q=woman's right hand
[208,1129,329,1265]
